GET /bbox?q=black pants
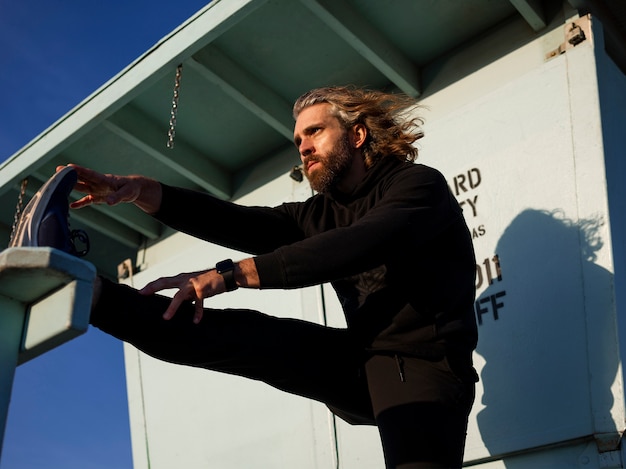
[91,278,475,468]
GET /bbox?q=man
[13,86,478,468]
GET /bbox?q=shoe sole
[10,167,77,248]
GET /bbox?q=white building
[1,0,626,467]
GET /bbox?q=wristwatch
[216,258,238,291]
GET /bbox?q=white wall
[417,13,623,468]
[122,12,626,469]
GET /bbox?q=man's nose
[299,140,313,159]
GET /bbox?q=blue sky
[0,1,210,468]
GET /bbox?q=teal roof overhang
[0,0,623,279]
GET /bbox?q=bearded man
[15,86,478,468]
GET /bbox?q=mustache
[303,155,321,169]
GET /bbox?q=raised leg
[90,277,375,423]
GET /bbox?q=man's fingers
[139,281,161,296]
[163,292,186,321]
[138,281,155,296]
[190,278,205,324]
[139,276,175,295]
[65,164,133,206]
[73,181,96,194]
[139,272,212,323]
[69,164,106,182]
[162,288,203,324]
[193,301,204,324]
[70,195,94,209]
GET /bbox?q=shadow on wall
[475,209,619,465]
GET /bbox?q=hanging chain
[166,64,183,149]
[9,178,28,246]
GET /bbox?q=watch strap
[216,258,238,292]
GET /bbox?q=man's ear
[351,123,367,149]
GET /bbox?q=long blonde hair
[293,86,424,168]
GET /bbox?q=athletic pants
[91,278,475,468]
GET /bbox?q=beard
[303,133,354,193]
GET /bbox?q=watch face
[216,259,238,291]
[216,259,234,273]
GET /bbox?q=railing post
[0,247,96,458]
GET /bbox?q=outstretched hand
[139,270,227,324]
[58,164,162,214]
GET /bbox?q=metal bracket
[595,431,623,453]
[289,165,304,182]
[546,15,592,60]
[117,258,135,282]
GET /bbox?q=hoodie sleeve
[253,165,463,289]
[153,183,305,255]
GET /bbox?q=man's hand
[139,270,227,324]
[59,164,162,214]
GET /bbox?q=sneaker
[9,167,89,257]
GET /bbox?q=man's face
[293,103,355,193]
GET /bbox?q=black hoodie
[155,157,478,363]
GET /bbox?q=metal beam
[299,0,421,97]
[189,46,295,140]
[510,0,547,31]
[104,107,232,199]
[74,203,162,241]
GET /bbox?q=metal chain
[166,64,183,149]
[9,178,28,245]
